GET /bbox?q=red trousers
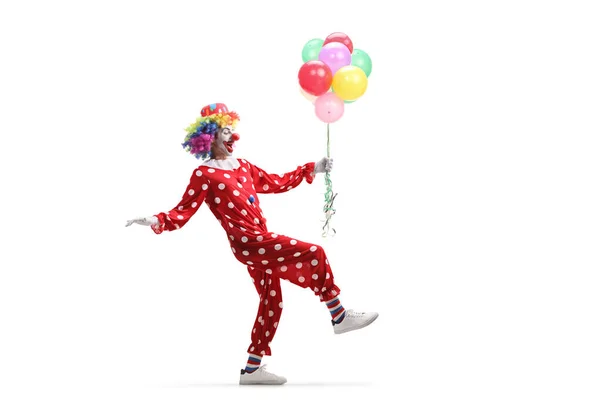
[234,233,341,356]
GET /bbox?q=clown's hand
[125,216,158,227]
[314,157,333,174]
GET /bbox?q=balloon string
[327,122,330,158]
[322,123,337,237]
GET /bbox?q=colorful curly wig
[181,103,240,159]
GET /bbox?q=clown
[126,103,378,385]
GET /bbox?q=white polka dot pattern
[153,161,335,357]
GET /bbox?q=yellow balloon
[331,66,368,101]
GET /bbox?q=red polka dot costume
[151,159,342,356]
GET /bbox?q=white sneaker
[332,309,379,334]
[239,365,287,385]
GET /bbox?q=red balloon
[323,32,354,53]
[298,61,333,96]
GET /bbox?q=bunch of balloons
[297,32,372,237]
[298,32,372,123]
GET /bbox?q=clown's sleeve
[151,168,208,234]
[244,159,316,194]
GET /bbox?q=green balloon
[351,49,373,77]
[302,38,324,62]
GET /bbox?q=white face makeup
[216,126,239,155]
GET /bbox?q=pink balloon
[314,92,345,123]
[318,42,351,76]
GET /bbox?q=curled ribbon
[321,123,337,237]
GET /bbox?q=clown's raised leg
[237,234,379,385]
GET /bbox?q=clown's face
[212,126,240,159]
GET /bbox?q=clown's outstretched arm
[244,157,332,195]
[125,167,209,234]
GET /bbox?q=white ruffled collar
[202,156,241,171]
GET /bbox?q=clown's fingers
[314,157,331,174]
[326,158,334,172]
[125,218,143,227]
[125,216,158,227]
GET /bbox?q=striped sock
[245,353,262,373]
[326,297,346,324]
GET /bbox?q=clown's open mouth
[224,141,235,153]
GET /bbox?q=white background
[1,0,599,399]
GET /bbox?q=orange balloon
[331,66,368,101]
[299,86,318,103]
